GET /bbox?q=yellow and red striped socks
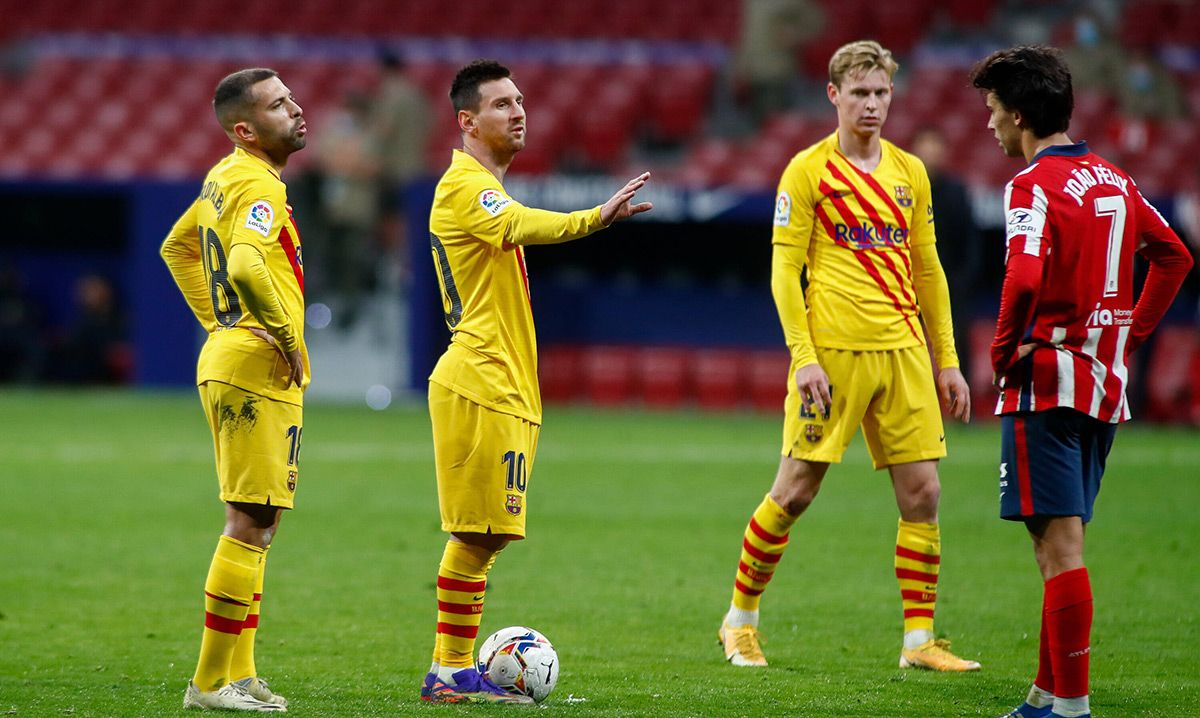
[193,536,264,691]
[895,519,940,647]
[229,545,268,683]
[433,540,498,672]
[729,495,796,623]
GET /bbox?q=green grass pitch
[1,390,1197,717]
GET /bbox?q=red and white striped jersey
[992,141,1193,423]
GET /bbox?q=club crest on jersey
[479,189,512,217]
[804,424,823,443]
[287,470,297,492]
[773,191,791,227]
[894,185,913,207]
[245,201,274,237]
[505,493,522,516]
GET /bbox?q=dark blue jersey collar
[1031,141,1089,163]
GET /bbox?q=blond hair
[828,40,899,87]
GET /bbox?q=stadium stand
[1,0,1196,417]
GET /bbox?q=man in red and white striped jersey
[971,46,1192,718]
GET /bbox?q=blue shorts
[999,408,1117,523]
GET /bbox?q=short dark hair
[450,59,511,113]
[213,68,278,130]
[969,45,1073,138]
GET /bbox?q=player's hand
[794,362,831,417]
[282,348,304,389]
[248,327,303,389]
[600,171,653,225]
[1016,342,1036,360]
[937,367,971,423]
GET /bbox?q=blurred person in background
[315,91,382,328]
[1116,49,1185,121]
[420,59,652,704]
[972,45,1193,718]
[162,67,308,713]
[1061,10,1124,95]
[0,265,45,382]
[717,40,978,674]
[47,274,129,384]
[735,0,825,123]
[371,51,431,291]
[913,126,982,383]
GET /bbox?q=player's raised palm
[600,172,653,225]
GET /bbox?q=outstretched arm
[504,172,653,246]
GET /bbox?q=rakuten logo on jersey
[1085,303,1133,328]
[833,223,908,248]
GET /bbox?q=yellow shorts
[199,380,302,509]
[782,345,946,470]
[429,382,540,538]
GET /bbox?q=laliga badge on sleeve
[245,201,275,237]
[479,189,512,217]
[773,191,791,227]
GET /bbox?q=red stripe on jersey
[1095,329,1122,419]
[741,538,783,564]
[842,158,909,231]
[868,247,918,312]
[748,517,788,544]
[278,224,305,294]
[903,608,935,619]
[1014,417,1034,516]
[205,591,250,607]
[734,578,765,597]
[437,576,487,593]
[825,161,896,236]
[901,589,937,602]
[242,613,260,630]
[205,612,245,635]
[895,568,939,584]
[438,600,484,615]
[738,560,775,584]
[895,546,941,565]
[514,245,531,304]
[813,202,847,246]
[820,181,923,342]
[437,622,480,639]
[253,593,262,602]
[824,162,919,311]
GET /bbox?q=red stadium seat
[692,349,746,410]
[581,345,636,406]
[1145,325,1200,423]
[539,345,583,403]
[635,347,689,408]
[647,64,713,141]
[747,350,791,413]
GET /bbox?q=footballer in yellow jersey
[161,68,306,712]
[718,41,980,674]
[420,60,651,704]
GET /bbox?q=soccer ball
[477,626,559,702]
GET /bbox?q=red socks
[1043,567,1092,699]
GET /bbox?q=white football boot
[232,677,288,708]
[183,680,287,712]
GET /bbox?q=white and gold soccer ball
[476,626,559,703]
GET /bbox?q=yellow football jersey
[428,149,605,424]
[773,132,955,364]
[162,147,308,405]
